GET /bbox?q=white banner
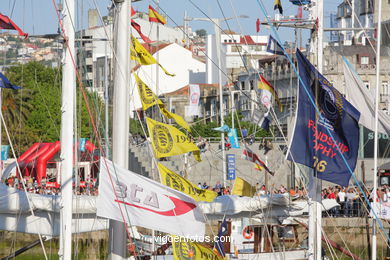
[96,158,205,237]
[370,201,390,220]
[188,84,200,116]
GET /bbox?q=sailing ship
[0,0,389,259]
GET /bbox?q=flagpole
[110,0,131,259]
[372,0,383,258]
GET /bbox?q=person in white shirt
[337,188,346,216]
[345,188,356,217]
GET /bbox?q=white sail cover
[96,158,206,237]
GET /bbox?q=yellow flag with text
[134,73,162,110]
[158,163,217,202]
[146,117,200,161]
[172,237,223,260]
[130,35,175,76]
[232,177,256,197]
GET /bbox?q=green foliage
[195,29,207,37]
[129,118,145,136]
[3,62,101,156]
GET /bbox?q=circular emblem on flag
[152,124,173,154]
[174,242,196,260]
[140,85,154,105]
[261,96,271,107]
[190,92,199,105]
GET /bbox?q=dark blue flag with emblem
[0,73,21,90]
[287,49,360,186]
[214,218,228,257]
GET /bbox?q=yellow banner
[158,163,217,202]
[232,177,256,197]
[130,35,175,76]
[146,117,200,161]
[159,105,191,132]
[172,237,223,260]
[134,73,162,110]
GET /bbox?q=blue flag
[287,49,360,186]
[214,218,228,257]
[267,35,285,56]
[213,124,230,133]
[228,128,240,148]
[0,73,21,90]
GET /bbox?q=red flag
[148,5,167,24]
[131,20,152,44]
[256,19,260,33]
[297,6,303,19]
[243,147,274,175]
[131,7,136,17]
[0,13,28,38]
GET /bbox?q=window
[250,80,254,90]
[231,46,242,53]
[361,56,369,65]
[240,81,245,90]
[380,82,389,102]
[363,81,370,89]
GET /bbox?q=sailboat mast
[59,0,75,259]
[110,0,131,259]
[372,0,383,258]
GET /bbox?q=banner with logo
[146,117,200,161]
[134,73,162,110]
[96,158,205,237]
[188,84,200,116]
[158,163,217,202]
[370,201,390,220]
[287,49,360,186]
[227,128,240,148]
[172,237,223,260]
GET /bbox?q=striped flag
[266,35,285,56]
[258,75,283,112]
[274,0,283,14]
[148,5,166,24]
[243,147,273,175]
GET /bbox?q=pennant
[343,57,390,134]
[131,20,152,44]
[131,7,136,17]
[96,158,205,237]
[148,5,167,25]
[214,218,228,257]
[0,73,21,90]
[256,18,260,33]
[232,177,256,197]
[172,237,223,260]
[0,13,28,38]
[134,73,162,110]
[243,147,274,175]
[266,35,285,56]
[146,117,200,161]
[158,163,217,202]
[274,0,283,14]
[258,75,283,112]
[213,125,230,133]
[130,35,175,76]
[287,49,360,186]
[159,105,191,132]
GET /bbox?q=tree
[195,29,207,38]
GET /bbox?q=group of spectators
[4,176,99,196]
[197,181,231,196]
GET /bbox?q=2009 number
[313,156,327,172]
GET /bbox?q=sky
[0,0,342,43]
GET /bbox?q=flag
[258,75,283,112]
[256,18,260,33]
[96,158,205,237]
[287,49,360,186]
[158,163,217,202]
[172,237,223,260]
[252,110,271,131]
[159,105,191,132]
[146,117,200,161]
[134,73,162,110]
[0,13,28,38]
[213,125,230,133]
[148,5,167,24]
[131,20,152,44]
[243,147,274,175]
[266,35,285,56]
[227,128,240,148]
[0,73,21,90]
[131,7,136,17]
[343,57,390,134]
[232,177,256,197]
[130,35,175,76]
[188,84,200,116]
[274,0,283,14]
[214,218,228,257]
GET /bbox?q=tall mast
[372,0,383,258]
[59,0,75,259]
[110,0,131,259]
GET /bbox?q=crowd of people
[4,176,99,196]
